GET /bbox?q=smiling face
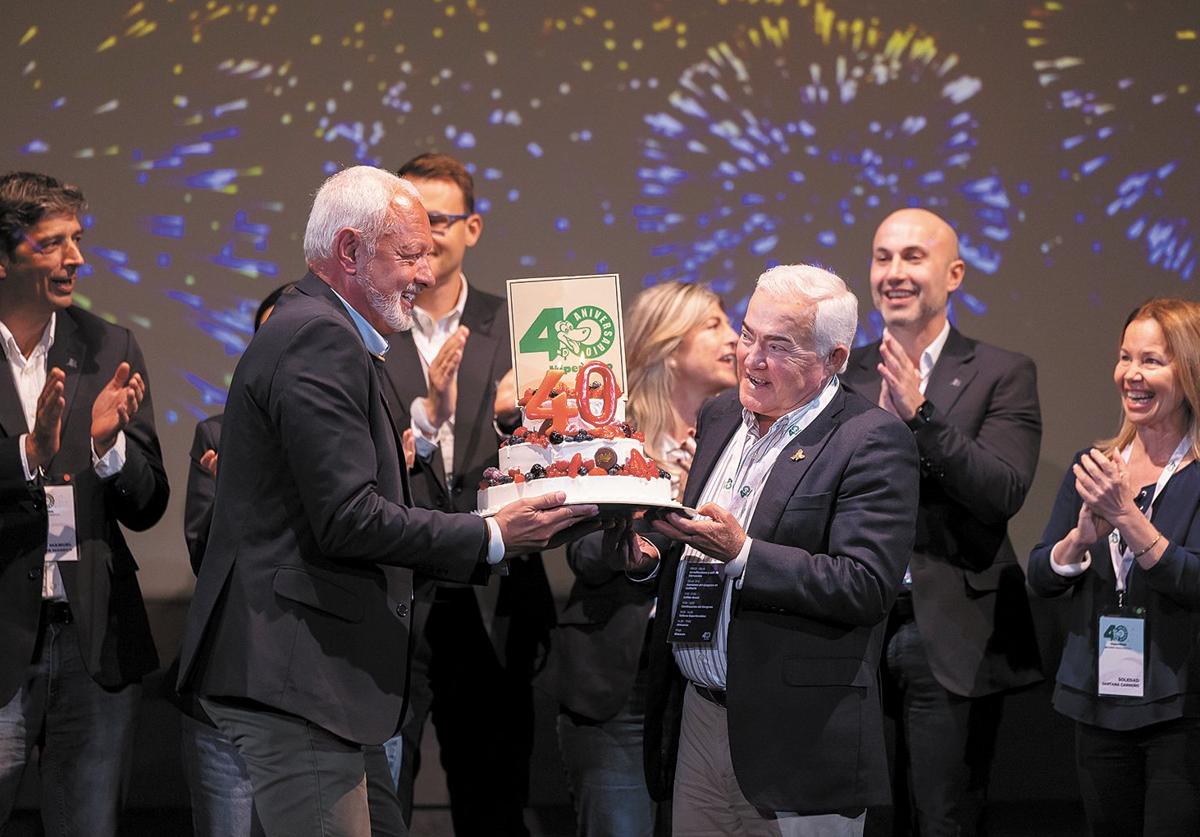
[350,195,436,334]
[870,208,964,338]
[0,213,85,320]
[737,290,837,427]
[672,301,738,396]
[405,176,481,299]
[1115,317,1187,435]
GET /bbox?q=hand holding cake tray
[478,273,683,517]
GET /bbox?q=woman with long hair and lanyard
[1028,297,1200,837]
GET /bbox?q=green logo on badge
[519,306,616,360]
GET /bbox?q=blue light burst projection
[1026,1,1198,280]
[634,11,1022,338]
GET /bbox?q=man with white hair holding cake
[635,264,919,836]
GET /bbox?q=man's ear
[828,345,849,373]
[332,228,360,275]
[464,213,483,248]
[946,259,965,294]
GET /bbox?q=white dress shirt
[1,314,127,600]
[409,276,469,481]
[672,376,841,690]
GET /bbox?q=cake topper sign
[506,273,627,400]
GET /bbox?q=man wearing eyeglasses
[379,152,553,835]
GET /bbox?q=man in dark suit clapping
[0,171,168,837]
[842,209,1043,837]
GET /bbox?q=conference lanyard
[1107,435,1191,596]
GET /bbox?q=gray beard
[358,262,412,333]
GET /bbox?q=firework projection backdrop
[3,0,1197,598]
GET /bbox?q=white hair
[755,264,858,372]
[302,166,422,265]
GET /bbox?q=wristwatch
[905,399,934,430]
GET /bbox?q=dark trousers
[1075,717,1200,837]
[874,603,1002,837]
[425,586,537,837]
[202,697,406,837]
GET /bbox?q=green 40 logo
[519,305,616,361]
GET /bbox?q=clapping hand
[92,362,145,457]
[426,325,468,427]
[876,334,923,422]
[25,368,66,472]
[1073,448,1137,527]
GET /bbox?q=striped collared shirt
[672,376,840,690]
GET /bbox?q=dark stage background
[3,0,1198,820]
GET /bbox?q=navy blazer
[177,273,490,745]
[643,385,919,814]
[1028,452,1200,730]
[0,307,167,702]
[843,328,1043,697]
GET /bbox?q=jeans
[0,619,140,837]
[180,712,261,837]
[557,667,654,837]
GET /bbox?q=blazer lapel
[747,389,846,538]
[452,291,500,480]
[47,311,86,469]
[924,328,977,416]
[0,352,26,438]
[850,344,883,404]
[682,394,743,509]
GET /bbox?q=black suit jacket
[183,414,221,576]
[643,386,919,814]
[379,285,554,666]
[843,329,1044,697]
[177,273,490,745]
[0,307,167,702]
[1029,454,1200,729]
[539,528,655,721]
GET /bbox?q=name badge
[44,484,79,563]
[669,561,724,644]
[1098,612,1145,697]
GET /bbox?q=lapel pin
[67,358,78,369]
[950,377,961,387]
[790,449,806,462]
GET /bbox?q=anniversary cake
[477,360,675,515]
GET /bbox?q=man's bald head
[869,208,965,340]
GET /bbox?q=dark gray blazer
[177,273,489,745]
[0,307,167,703]
[843,328,1044,697]
[1029,453,1200,729]
[378,286,554,667]
[643,385,919,814]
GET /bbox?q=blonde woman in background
[540,281,738,836]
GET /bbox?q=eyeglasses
[427,212,471,233]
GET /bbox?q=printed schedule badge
[1097,613,1145,697]
[669,561,724,644]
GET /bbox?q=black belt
[41,601,74,625]
[692,682,727,708]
